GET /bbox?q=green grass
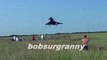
[0,33,107,60]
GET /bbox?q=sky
[0,0,107,36]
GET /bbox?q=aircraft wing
[45,22,50,25]
[56,22,63,24]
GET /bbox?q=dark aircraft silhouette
[45,17,63,26]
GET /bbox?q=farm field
[0,33,107,60]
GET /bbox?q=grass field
[0,33,107,60]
